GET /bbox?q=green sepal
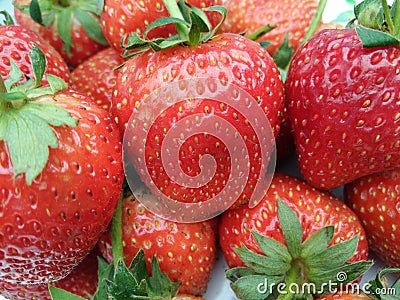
[301,226,334,258]
[73,7,108,46]
[277,198,303,258]
[4,61,24,91]
[225,267,259,282]
[247,24,277,41]
[354,0,384,30]
[305,235,360,269]
[235,244,291,276]
[144,17,190,39]
[251,231,291,263]
[356,25,400,46]
[0,10,15,25]
[148,256,181,298]
[230,274,283,300]
[92,257,115,300]
[48,286,86,300]
[367,268,400,300]
[29,0,44,25]
[57,8,74,56]
[29,44,47,88]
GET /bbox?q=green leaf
[301,226,334,259]
[0,10,15,25]
[29,44,47,88]
[4,61,24,91]
[188,3,212,32]
[356,25,400,47]
[0,92,28,103]
[305,235,360,269]
[21,102,77,127]
[144,17,190,39]
[247,24,277,41]
[230,275,282,300]
[272,33,294,70]
[225,267,259,283]
[201,5,227,42]
[251,231,291,263]
[235,244,291,276]
[128,249,149,285]
[277,198,303,258]
[29,0,44,25]
[354,0,384,30]
[148,256,181,298]
[73,7,108,46]
[92,257,114,300]
[57,8,74,56]
[49,286,86,300]
[46,74,68,94]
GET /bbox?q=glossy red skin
[14,1,107,67]
[98,194,216,296]
[219,0,319,56]
[70,47,124,111]
[285,29,400,190]
[345,168,400,268]
[0,246,100,299]
[219,173,369,268]
[112,33,284,208]
[0,25,70,83]
[0,90,124,285]
[100,0,222,53]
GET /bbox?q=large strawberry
[285,0,400,190]
[0,24,70,83]
[112,1,284,219]
[100,0,221,54]
[219,0,320,57]
[0,46,124,285]
[97,189,217,296]
[219,173,371,299]
[13,0,108,67]
[345,168,400,268]
[70,47,124,111]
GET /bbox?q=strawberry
[345,168,400,268]
[285,0,400,190]
[0,246,100,300]
[219,0,320,56]
[70,47,124,111]
[219,173,371,299]
[98,189,217,296]
[100,0,222,53]
[0,46,124,285]
[0,24,70,83]
[13,0,108,67]
[317,293,370,300]
[112,2,284,217]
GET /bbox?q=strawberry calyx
[349,0,400,46]
[14,0,108,55]
[121,0,226,58]
[0,10,15,25]
[366,268,400,300]
[225,199,373,300]
[0,44,77,185]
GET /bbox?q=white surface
[0,1,383,300]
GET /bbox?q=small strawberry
[285,0,400,190]
[0,24,70,83]
[98,189,217,296]
[219,173,371,299]
[13,0,108,67]
[0,46,124,285]
[70,47,124,111]
[219,0,320,56]
[345,168,400,268]
[100,0,221,53]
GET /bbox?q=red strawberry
[0,25,70,83]
[219,0,319,56]
[0,246,100,300]
[100,0,221,53]
[0,46,124,285]
[317,293,370,300]
[13,0,108,67]
[70,47,124,111]
[98,190,217,296]
[345,168,400,268]
[285,27,400,190]
[219,173,370,299]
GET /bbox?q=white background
[0,1,388,300]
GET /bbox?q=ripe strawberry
[13,0,108,67]
[219,0,319,56]
[219,173,370,299]
[345,168,400,268]
[285,1,400,190]
[100,0,221,53]
[0,46,124,285]
[317,293,370,300]
[70,47,124,111]
[0,246,100,300]
[0,24,70,83]
[98,190,217,296]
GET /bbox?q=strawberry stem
[393,0,400,37]
[163,0,189,40]
[276,263,301,300]
[382,0,395,34]
[301,0,327,44]
[111,191,125,261]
